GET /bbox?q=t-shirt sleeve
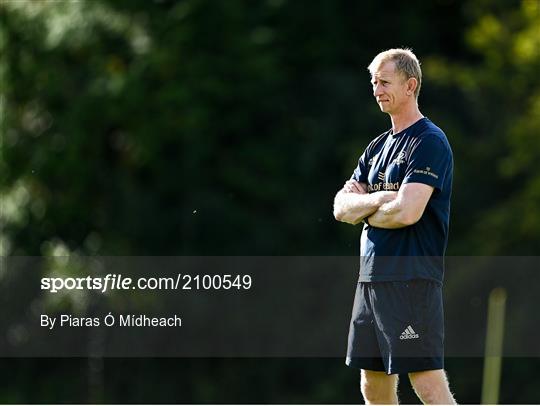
[403,135,452,191]
[351,149,370,183]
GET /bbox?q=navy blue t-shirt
[351,117,453,283]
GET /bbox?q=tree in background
[1,0,468,258]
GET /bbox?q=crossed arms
[333,180,434,229]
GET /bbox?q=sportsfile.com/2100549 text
[40,273,253,293]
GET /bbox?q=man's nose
[373,83,383,97]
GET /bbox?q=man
[333,49,456,404]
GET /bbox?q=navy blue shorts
[346,279,444,374]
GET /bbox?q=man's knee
[360,370,398,404]
[409,369,454,404]
[360,378,384,403]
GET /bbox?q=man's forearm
[366,183,433,229]
[334,190,397,225]
[366,199,412,229]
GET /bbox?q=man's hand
[342,180,366,194]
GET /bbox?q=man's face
[371,61,410,115]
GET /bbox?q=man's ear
[406,77,418,96]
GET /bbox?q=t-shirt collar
[391,117,428,138]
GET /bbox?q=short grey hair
[368,48,422,99]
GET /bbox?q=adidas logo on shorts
[399,325,419,340]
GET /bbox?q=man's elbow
[399,210,422,226]
[333,195,347,221]
[333,207,344,221]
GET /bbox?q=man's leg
[360,369,399,405]
[408,369,456,404]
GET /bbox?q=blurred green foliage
[0,0,472,257]
[1,0,540,403]
[423,0,540,255]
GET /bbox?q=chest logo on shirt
[377,171,385,181]
[392,151,406,165]
[368,181,400,192]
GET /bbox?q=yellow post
[481,287,507,404]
